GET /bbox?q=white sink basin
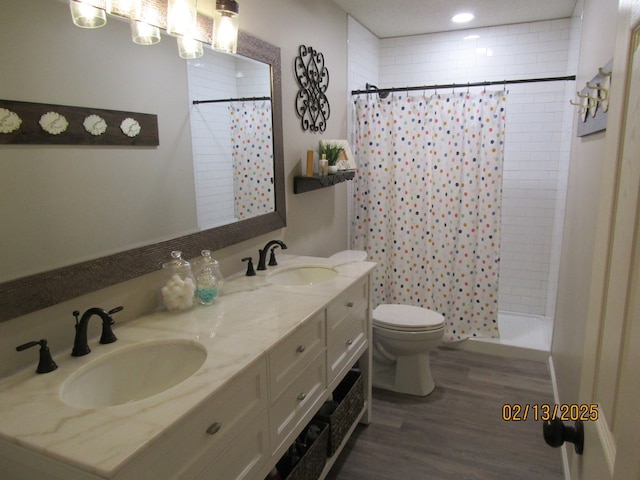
[268,265,338,286]
[61,340,206,409]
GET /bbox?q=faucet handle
[242,257,256,276]
[268,247,280,266]
[16,339,58,374]
[100,306,123,344]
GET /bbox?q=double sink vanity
[0,255,375,480]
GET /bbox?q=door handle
[543,417,583,454]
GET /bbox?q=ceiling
[332,0,578,38]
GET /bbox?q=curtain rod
[351,75,576,96]
[192,96,271,105]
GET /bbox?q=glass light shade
[106,0,141,19]
[69,0,107,28]
[212,0,239,54]
[131,20,161,45]
[167,0,197,37]
[177,37,203,59]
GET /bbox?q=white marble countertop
[0,255,375,478]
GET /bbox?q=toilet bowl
[372,304,444,396]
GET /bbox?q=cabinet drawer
[269,311,325,402]
[270,351,327,454]
[130,359,268,480]
[326,280,367,329]
[327,303,367,384]
[191,410,269,480]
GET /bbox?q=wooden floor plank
[325,347,564,480]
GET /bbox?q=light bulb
[167,0,197,37]
[131,20,161,45]
[69,0,107,29]
[177,36,203,59]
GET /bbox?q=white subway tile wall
[348,17,581,317]
[187,51,271,230]
[188,52,237,229]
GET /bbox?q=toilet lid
[373,304,444,331]
[329,250,367,263]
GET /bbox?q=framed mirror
[0,3,285,323]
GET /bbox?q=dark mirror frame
[0,31,286,323]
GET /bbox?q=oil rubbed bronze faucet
[71,306,123,357]
[257,240,287,271]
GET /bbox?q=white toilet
[372,304,445,396]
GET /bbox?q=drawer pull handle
[206,422,222,435]
[346,302,354,308]
[296,345,306,353]
[297,393,306,401]
[346,339,353,346]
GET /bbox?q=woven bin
[285,421,329,480]
[316,370,364,457]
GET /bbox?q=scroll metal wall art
[294,45,330,132]
[570,59,612,137]
[0,99,159,146]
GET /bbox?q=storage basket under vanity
[315,369,364,457]
[277,420,329,480]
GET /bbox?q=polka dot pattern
[352,91,506,341]
[230,102,274,219]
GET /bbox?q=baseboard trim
[548,355,571,480]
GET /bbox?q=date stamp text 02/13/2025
[502,404,599,422]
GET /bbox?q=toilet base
[372,353,435,396]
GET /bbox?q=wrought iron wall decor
[294,45,330,132]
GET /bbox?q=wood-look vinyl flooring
[325,347,564,480]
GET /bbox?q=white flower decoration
[39,111,68,135]
[120,117,141,138]
[0,108,22,134]
[83,114,107,136]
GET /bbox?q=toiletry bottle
[195,250,223,305]
[320,153,328,176]
[160,251,196,311]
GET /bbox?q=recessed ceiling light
[452,12,474,23]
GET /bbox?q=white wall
[348,19,580,317]
[553,0,619,407]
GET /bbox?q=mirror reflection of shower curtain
[229,102,274,220]
[352,91,507,341]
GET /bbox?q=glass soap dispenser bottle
[160,250,196,311]
[194,250,224,305]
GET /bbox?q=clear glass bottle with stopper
[194,250,224,305]
[160,251,196,311]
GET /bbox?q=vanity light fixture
[68,0,240,59]
[69,0,107,28]
[212,0,239,54]
[451,12,474,24]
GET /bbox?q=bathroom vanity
[0,256,375,480]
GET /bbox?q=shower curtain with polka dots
[230,101,274,220]
[351,91,506,341]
